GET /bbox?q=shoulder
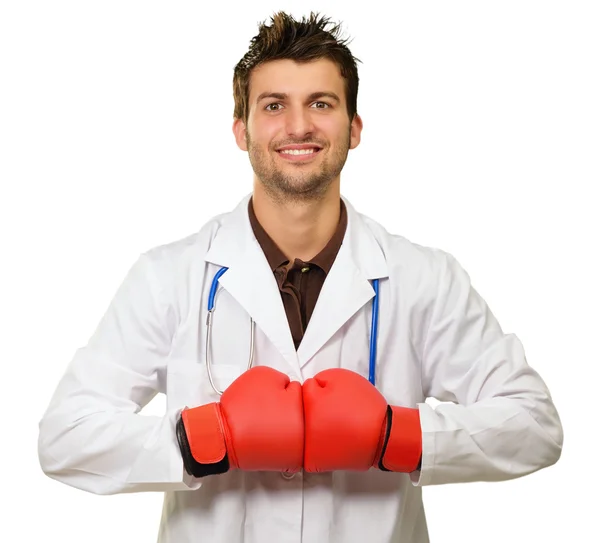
[355,208,452,282]
[356,210,475,318]
[115,210,231,313]
[139,210,229,273]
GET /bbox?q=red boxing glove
[303,368,422,473]
[177,366,303,477]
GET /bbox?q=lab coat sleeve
[38,252,202,495]
[412,250,563,486]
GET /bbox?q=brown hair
[233,12,361,123]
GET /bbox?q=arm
[414,250,563,486]
[37,252,200,495]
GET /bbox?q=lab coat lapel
[296,197,389,369]
[204,194,299,371]
[204,194,389,373]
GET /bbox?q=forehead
[248,58,345,103]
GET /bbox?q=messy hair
[233,12,361,123]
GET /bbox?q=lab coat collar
[204,193,388,372]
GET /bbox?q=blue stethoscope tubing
[368,278,379,386]
[207,266,380,388]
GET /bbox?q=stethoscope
[206,266,380,395]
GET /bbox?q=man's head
[232,12,363,203]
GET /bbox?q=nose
[285,106,315,138]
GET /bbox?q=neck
[251,179,341,263]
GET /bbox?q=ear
[232,118,248,151]
[349,113,363,150]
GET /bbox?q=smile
[276,148,322,161]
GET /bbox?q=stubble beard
[246,129,351,205]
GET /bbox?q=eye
[312,101,331,109]
[265,103,282,112]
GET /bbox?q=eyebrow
[256,91,341,104]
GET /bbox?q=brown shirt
[248,197,347,350]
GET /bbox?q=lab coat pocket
[167,360,242,407]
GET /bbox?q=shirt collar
[248,196,347,274]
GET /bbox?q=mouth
[275,147,323,162]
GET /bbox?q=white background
[2,1,598,541]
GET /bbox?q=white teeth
[280,148,317,155]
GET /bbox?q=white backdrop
[2,1,598,541]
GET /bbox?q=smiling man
[38,11,563,543]
[234,53,362,266]
[237,59,361,204]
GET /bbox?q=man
[38,12,563,543]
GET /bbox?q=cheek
[249,123,279,149]
[321,118,350,142]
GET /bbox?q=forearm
[38,406,199,495]
[415,394,563,486]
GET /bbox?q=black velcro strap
[376,406,423,472]
[176,415,230,478]
[378,406,393,471]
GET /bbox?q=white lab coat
[38,193,563,543]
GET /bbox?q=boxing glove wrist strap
[377,405,422,473]
[176,404,231,478]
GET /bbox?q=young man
[38,12,563,543]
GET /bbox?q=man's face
[233,58,362,202]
